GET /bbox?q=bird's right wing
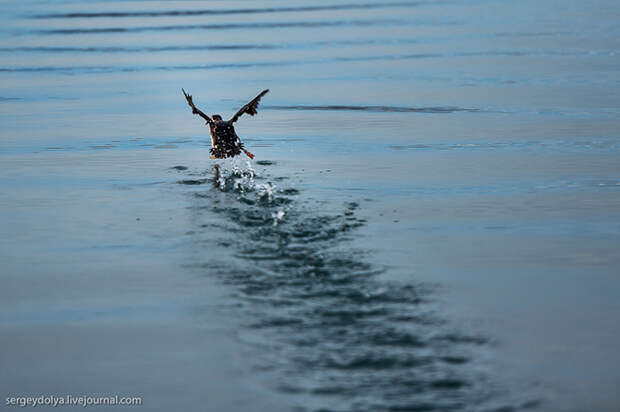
[182,89,212,124]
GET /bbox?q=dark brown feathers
[181,88,267,160]
[182,88,212,124]
[230,89,269,123]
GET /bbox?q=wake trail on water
[172,159,540,412]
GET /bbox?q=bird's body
[182,89,269,159]
[208,119,243,158]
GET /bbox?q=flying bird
[182,88,269,159]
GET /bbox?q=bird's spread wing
[182,89,212,124]
[229,89,269,123]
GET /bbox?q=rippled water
[176,162,503,411]
[1,1,620,411]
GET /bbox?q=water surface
[1,0,620,411]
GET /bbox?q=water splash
[271,209,286,226]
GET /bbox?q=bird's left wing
[229,89,269,123]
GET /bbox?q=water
[1,1,620,411]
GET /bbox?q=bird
[182,88,269,159]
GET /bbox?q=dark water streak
[266,105,480,113]
[31,18,455,35]
[0,52,462,74]
[174,163,526,412]
[0,39,423,54]
[31,1,428,19]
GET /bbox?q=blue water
[1,1,620,411]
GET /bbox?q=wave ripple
[33,2,426,19]
[266,105,480,113]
